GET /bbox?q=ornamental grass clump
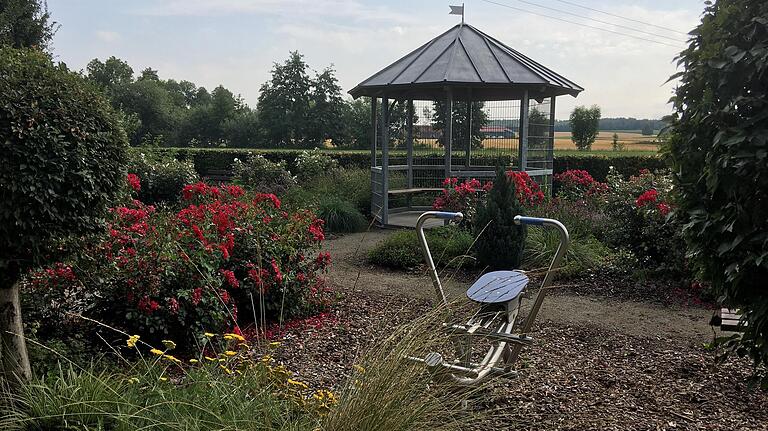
[320,305,503,431]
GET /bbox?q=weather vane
[449,3,465,24]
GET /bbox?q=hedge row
[133,147,665,182]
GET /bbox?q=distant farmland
[414,131,659,152]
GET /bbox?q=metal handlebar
[416,211,463,305]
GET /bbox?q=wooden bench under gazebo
[349,22,583,227]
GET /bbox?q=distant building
[480,126,515,139]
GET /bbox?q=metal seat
[466,270,528,304]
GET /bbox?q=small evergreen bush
[474,170,527,270]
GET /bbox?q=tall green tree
[432,100,487,150]
[307,67,346,146]
[0,0,56,50]
[344,98,372,149]
[641,121,654,136]
[664,0,768,383]
[569,105,601,150]
[257,51,312,147]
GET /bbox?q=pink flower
[657,202,671,216]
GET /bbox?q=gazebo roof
[349,23,583,101]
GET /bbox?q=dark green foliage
[663,0,768,381]
[317,198,367,233]
[474,171,527,270]
[135,147,665,187]
[0,0,56,50]
[258,52,347,147]
[0,47,128,280]
[569,105,601,150]
[368,226,475,270]
[641,121,654,136]
[432,100,488,150]
[554,117,666,132]
[127,151,199,204]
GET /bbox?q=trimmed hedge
[135,148,665,183]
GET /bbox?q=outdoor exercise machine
[408,211,569,386]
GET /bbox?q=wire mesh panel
[525,97,554,191]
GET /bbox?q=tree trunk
[0,280,31,385]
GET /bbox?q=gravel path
[269,230,767,430]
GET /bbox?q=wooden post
[465,89,472,168]
[519,90,529,172]
[370,97,377,168]
[381,96,390,226]
[445,88,453,179]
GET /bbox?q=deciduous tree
[569,105,601,151]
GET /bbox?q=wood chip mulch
[271,290,767,430]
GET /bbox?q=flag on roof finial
[449,4,464,24]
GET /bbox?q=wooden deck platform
[385,211,446,229]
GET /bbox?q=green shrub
[474,170,527,270]
[664,0,768,382]
[127,151,199,204]
[284,168,372,216]
[368,226,475,270]
[231,154,296,195]
[0,47,128,381]
[317,198,367,233]
[295,148,339,181]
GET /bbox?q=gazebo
[349,23,583,227]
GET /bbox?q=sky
[47,0,705,120]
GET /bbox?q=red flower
[192,287,203,305]
[220,269,239,288]
[636,189,658,207]
[254,193,281,209]
[270,259,283,283]
[137,296,159,315]
[309,218,325,241]
[167,298,180,315]
[126,173,141,192]
[657,202,671,216]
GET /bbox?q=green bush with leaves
[0,47,128,381]
[127,151,199,204]
[317,198,367,233]
[368,226,475,270]
[474,170,527,270]
[664,0,768,381]
[294,148,339,181]
[231,153,296,195]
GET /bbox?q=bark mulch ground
[272,289,767,431]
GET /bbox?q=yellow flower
[353,364,366,374]
[223,332,245,342]
[268,341,281,348]
[126,335,140,348]
[161,340,177,350]
[127,377,139,384]
[150,348,164,356]
[189,359,199,364]
[223,350,237,357]
[159,376,168,382]
[204,332,215,338]
[261,354,272,363]
[205,356,217,362]
[219,365,233,374]
[287,379,308,389]
[163,354,182,364]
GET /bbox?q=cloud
[136,0,413,23]
[95,30,121,42]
